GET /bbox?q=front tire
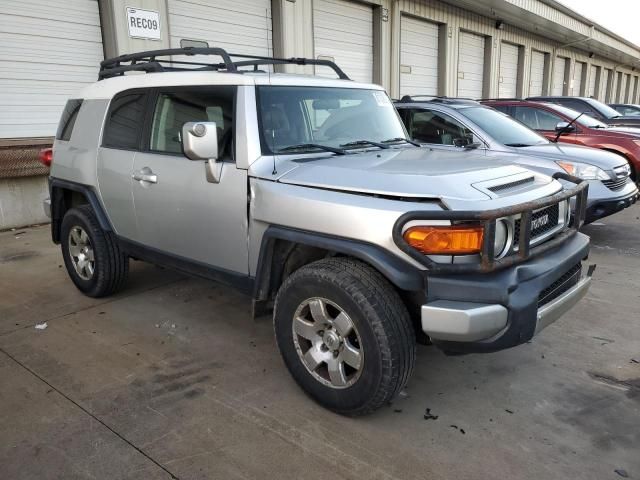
[274,258,416,416]
[60,205,129,297]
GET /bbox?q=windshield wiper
[504,143,534,147]
[277,143,346,155]
[381,137,421,146]
[553,112,584,143]
[340,140,390,150]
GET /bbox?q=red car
[482,99,640,183]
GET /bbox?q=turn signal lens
[403,225,484,255]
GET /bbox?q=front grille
[538,263,582,307]
[602,177,628,191]
[513,203,560,246]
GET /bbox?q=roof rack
[98,47,351,81]
[396,95,480,105]
[480,98,524,101]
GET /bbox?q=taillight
[39,148,53,167]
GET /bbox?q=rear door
[130,86,249,274]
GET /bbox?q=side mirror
[182,122,222,183]
[555,122,576,134]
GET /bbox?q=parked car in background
[395,96,639,223]
[609,104,640,116]
[527,96,640,128]
[483,99,640,184]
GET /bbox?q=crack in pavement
[0,347,181,480]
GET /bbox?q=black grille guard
[392,172,589,274]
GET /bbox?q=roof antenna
[266,7,278,175]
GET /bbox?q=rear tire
[274,258,416,416]
[61,205,129,297]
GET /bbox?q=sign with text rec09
[126,7,161,40]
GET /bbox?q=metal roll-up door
[552,57,567,95]
[603,69,612,101]
[167,0,272,57]
[529,51,545,97]
[573,62,585,96]
[498,43,519,98]
[457,32,485,99]
[400,16,439,97]
[625,74,632,102]
[0,0,103,139]
[313,0,373,83]
[588,65,598,98]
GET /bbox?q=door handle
[132,168,158,184]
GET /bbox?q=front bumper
[420,232,593,354]
[585,187,639,223]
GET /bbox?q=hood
[607,116,640,127]
[250,147,560,207]
[601,125,640,138]
[516,143,628,170]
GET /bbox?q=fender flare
[253,225,426,300]
[49,177,113,243]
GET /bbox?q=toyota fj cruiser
[45,48,594,415]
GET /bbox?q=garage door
[313,0,373,83]
[529,50,546,97]
[573,62,585,96]
[168,0,272,57]
[0,0,103,139]
[457,32,485,98]
[498,43,519,98]
[588,65,598,98]
[400,16,439,97]
[552,57,567,95]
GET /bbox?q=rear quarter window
[102,92,148,150]
[56,99,83,141]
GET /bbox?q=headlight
[556,161,609,180]
[494,220,509,257]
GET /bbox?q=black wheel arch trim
[49,177,113,243]
[253,225,426,301]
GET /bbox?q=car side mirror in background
[555,122,576,134]
[182,121,222,183]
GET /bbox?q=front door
[131,86,248,274]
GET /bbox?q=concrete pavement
[1,207,639,479]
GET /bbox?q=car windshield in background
[257,86,407,155]
[547,104,609,128]
[463,106,548,146]
[586,99,625,119]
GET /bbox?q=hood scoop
[474,172,543,198]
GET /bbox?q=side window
[491,105,511,115]
[103,93,147,150]
[56,99,83,141]
[562,99,599,118]
[408,109,474,146]
[513,106,563,130]
[149,87,235,158]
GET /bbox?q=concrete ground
[1,207,639,480]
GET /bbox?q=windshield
[586,99,624,119]
[257,86,407,154]
[462,106,548,146]
[547,104,609,128]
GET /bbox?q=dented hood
[251,147,556,203]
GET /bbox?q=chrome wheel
[68,226,95,280]
[292,297,363,389]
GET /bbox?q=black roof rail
[480,98,524,101]
[396,95,479,105]
[98,47,350,81]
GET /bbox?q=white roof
[79,71,384,99]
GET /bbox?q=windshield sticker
[373,91,392,107]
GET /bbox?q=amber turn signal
[403,225,484,255]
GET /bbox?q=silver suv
[45,48,594,415]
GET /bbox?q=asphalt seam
[0,347,180,480]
